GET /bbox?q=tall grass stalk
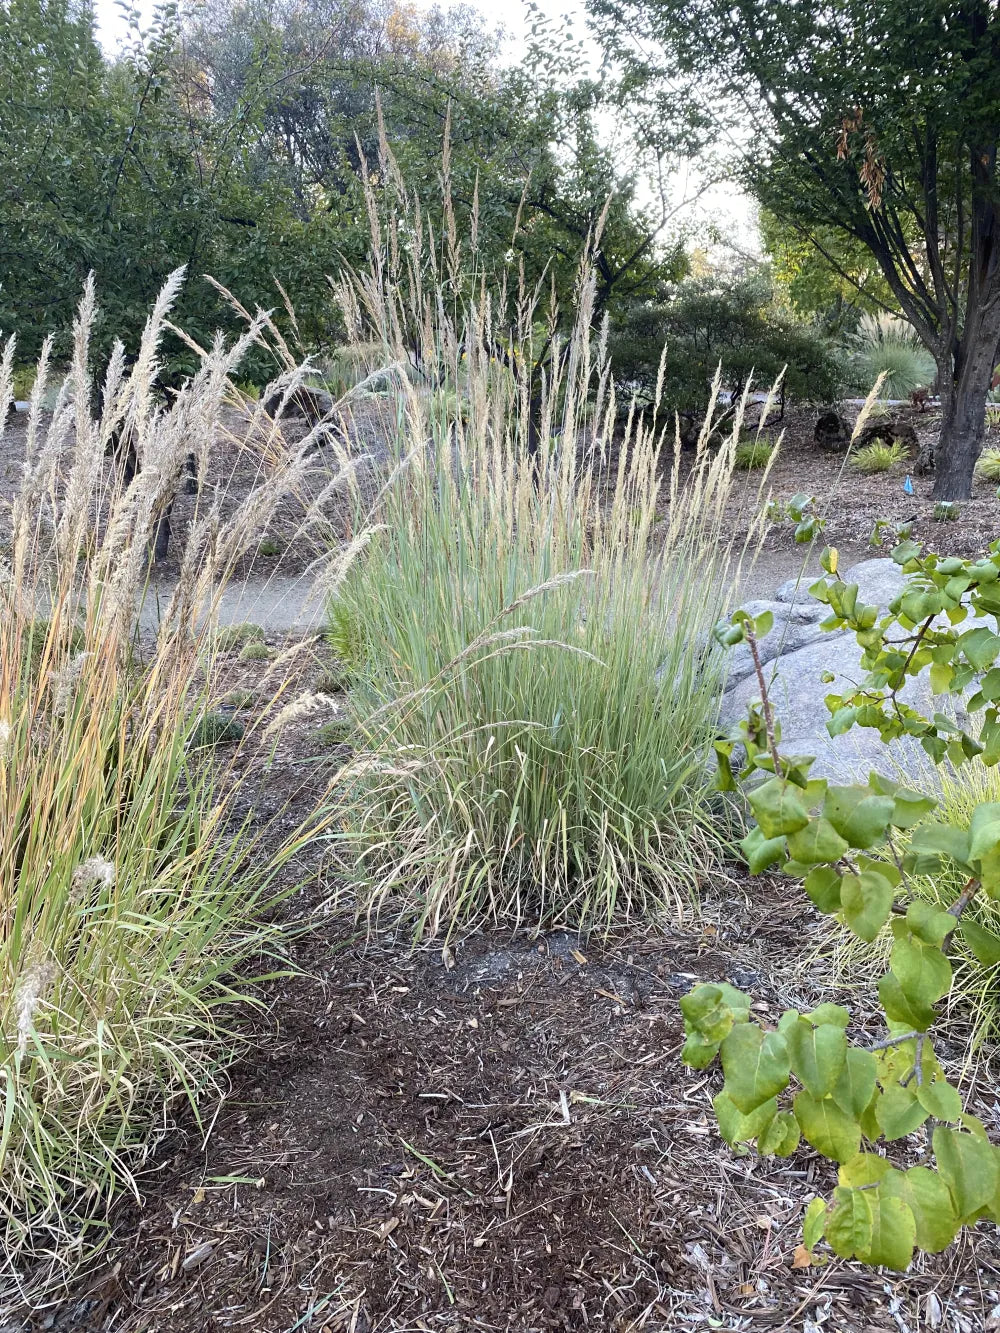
[326,133,769,938]
[0,275,346,1303]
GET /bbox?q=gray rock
[839,557,906,610]
[719,633,942,783]
[725,559,983,782]
[726,618,836,685]
[738,597,826,626]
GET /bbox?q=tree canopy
[589,0,1000,496]
[0,0,684,376]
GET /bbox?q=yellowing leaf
[794,1090,861,1163]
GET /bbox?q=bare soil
[717,404,1000,577]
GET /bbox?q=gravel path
[138,573,327,635]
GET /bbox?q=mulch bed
[8,400,1000,1331]
[31,697,1000,1332]
[717,404,1000,568]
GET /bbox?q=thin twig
[743,621,783,777]
[864,1030,920,1052]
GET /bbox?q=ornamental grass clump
[850,313,935,400]
[850,439,909,474]
[0,275,349,1303]
[732,434,776,470]
[975,447,1000,482]
[327,140,769,938]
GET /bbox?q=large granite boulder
[720,558,944,782]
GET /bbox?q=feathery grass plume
[324,138,770,939]
[0,276,356,1305]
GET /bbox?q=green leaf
[881,1166,959,1253]
[865,1193,916,1270]
[806,1003,850,1028]
[933,1126,1000,1221]
[786,1018,847,1097]
[754,610,774,638]
[823,786,894,849]
[712,1091,777,1146]
[969,802,1000,862]
[802,1196,826,1250]
[831,1048,877,1119]
[875,1083,930,1140]
[960,918,1000,966]
[721,1022,790,1114]
[916,1078,962,1122]
[680,983,741,1041]
[838,1153,893,1187]
[785,817,849,865]
[892,538,921,565]
[878,973,934,1031]
[907,822,972,866]
[713,741,738,791]
[888,788,937,829]
[803,865,842,913]
[840,870,894,942]
[825,1186,873,1259]
[794,1090,862,1163]
[681,1032,721,1068]
[748,779,811,839]
[959,626,1000,671]
[827,706,858,737]
[758,1110,800,1157]
[739,825,787,873]
[904,900,953,946]
[890,930,952,1012]
[930,661,953,694]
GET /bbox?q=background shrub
[608,272,841,419]
[849,313,936,399]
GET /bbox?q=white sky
[92,0,758,252]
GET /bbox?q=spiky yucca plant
[850,312,935,400]
[0,274,350,1303]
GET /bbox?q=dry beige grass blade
[0,274,360,1309]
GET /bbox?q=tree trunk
[932,322,1000,500]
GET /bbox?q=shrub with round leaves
[690,537,1000,1269]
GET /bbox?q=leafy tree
[760,212,892,335]
[609,272,841,424]
[182,0,686,322]
[588,0,1000,498]
[0,0,108,351]
[0,0,335,372]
